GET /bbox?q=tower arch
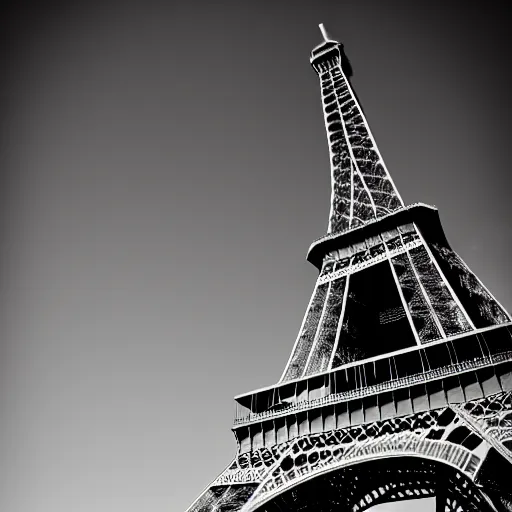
[250,456,493,512]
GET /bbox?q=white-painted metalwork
[186,24,512,512]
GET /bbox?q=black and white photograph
[1,1,512,511]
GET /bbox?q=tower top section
[310,24,343,74]
[310,24,404,237]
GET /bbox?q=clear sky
[0,1,511,512]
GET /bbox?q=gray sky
[0,1,510,511]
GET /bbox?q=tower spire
[310,29,404,235]
[319,22,330,42]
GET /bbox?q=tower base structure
[186,204,512,512]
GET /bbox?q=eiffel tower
[185,25,512,512]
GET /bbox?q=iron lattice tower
[185,25,512,512]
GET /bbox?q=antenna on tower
[319,23,329,42]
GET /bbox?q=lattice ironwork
[244,406,482,511]
[254,458,491,512]
[185,24,512,512]
[459,391,512,455]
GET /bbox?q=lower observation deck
[306,203,440,270]
[233,324,512,443]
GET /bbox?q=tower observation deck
[185,25,512,512]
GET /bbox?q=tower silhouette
[185,25,512,512]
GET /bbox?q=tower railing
[233,350,512,426]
